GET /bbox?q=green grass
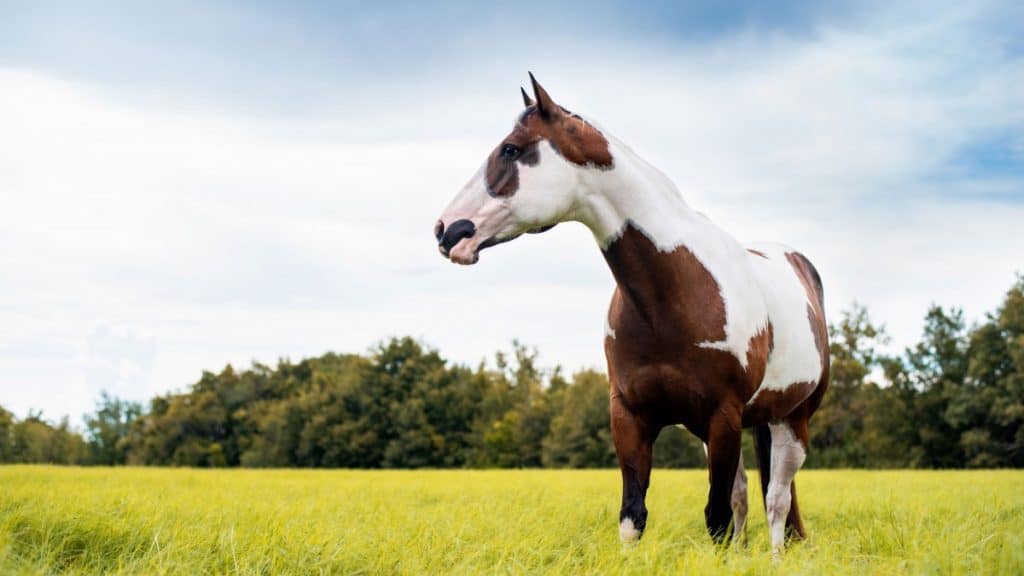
[0,467,1021,574]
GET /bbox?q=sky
[1,0,1022,424]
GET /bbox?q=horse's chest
[604,294,764,415]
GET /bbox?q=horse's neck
[577,137,750,317]
[577,139,700,250]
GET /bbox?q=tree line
[2,277,1021,469]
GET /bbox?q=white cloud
[0,5,1021,421]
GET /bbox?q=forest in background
[2,277,1021,469]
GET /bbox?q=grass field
[0,467,1021,575]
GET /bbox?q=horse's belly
[742,335,821,424]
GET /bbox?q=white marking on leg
[619,517,641,543]
[731,451,748,544]
[765,423,806,553]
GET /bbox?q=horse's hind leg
[765,418,807,552]
[783,417,809,540]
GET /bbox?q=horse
[434,74,829,551]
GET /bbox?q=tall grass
[1,466,1020,574]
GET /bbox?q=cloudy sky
[1,0,1022,423]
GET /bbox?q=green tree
[8,412,88,464]
[470,342,560,467]
[808,303,888,467]
[0,405,13,462]
[653,427,707,468]
[84,392,143,465]
[904,305,969,467]
[542,370,614,468]
[862,356,923,467]
[952,277,1024,466]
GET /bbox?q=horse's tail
[753,423,772,508]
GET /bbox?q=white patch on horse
[509,141,585,230]
[576,131,770,369]
[604,313,616,340]
[744,243,824,404]
[766,422,806,552]
[619,517,641,543]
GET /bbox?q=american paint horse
[434,74,829,550]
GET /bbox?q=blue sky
[1,1,1022,423]
[3,1,863,89]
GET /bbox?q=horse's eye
[501,143,520,159]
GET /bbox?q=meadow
[0,466,1021,575]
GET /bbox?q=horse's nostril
[434,220,445,242]
[439,219,476,253]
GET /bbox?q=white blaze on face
[436,164,497,264]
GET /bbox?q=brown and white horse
[434,74,829,551]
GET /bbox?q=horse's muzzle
[437,218,476,257]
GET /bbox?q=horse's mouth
[477,233,520,252]
[526,223,557,235]
[442,224,556,265]
[443,234,517,265]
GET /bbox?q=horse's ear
[529,72,558,119]
[520,87,535,108]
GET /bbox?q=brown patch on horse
[743,322,774,393]
[604,225,726,348]
[785,251,828,369]
[485,135,539,198]
[747,248,768,259]
[807,304,826,363]
[485,104,612,198]
[542,109,614,168]
[785,251,824,310]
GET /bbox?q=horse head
[434,73,614,264]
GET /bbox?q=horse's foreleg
[709,439,748,545]
[705,407,742,542]
[611,397,655,543]
[731,450,749,545]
